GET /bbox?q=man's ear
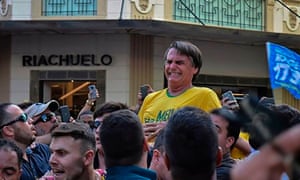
[83,150,94,166]
[226,136,235,149]
[164,153,171,170]
[151,149,161,162]
[216,146,223,167]
[1,126,14,138]
[193,67,199,75]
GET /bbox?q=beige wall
[0,36,11,102]
[10,34,131,104]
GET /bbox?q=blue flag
[266,42,300,99]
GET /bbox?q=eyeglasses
[0,113,28,129]
[33,112,55,125]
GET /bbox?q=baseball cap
[25,100,59,118]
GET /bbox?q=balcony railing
[173,0,265,31]
[42,0,97,16]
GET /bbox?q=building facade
[0,0,299,112]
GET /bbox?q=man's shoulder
[107,166,156,180]
[27,143,51,155]
[191,86,216,93]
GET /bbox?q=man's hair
[210,108,241,149]
[17,101,34,110]
[93,101,128,119]
[0,139,23,167]
[164,41,202,79]
[100,109,145,168]
[51,122,96,154]
[0,103,14,138]
[164,106,218,180]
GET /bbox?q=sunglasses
[0,113,28,129]
[34,112,55,125]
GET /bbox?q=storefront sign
[22,54,112,66]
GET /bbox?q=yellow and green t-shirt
[138,87,221,124]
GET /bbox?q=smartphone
[59,105,71,123]
[88,84,97,100]
[140,85,149,100]
[222,91,237,102]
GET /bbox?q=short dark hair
[164,41,202,79]
[51,122,96,154]
[100,109,144,168]
[93,101,128,119]
[17,101,34,110]
[0,103,14,138]
[164,106,218,180]
[0,139,23,167]
[210,108,240,149]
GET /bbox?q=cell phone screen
[59,105,70,123]
[222,91,236,101]
[88,85,97,99]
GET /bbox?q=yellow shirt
[138,87,221,124]
[231,131,250,159]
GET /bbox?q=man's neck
[77,168,99,180]
[167,84,193,96]
[13,141,29,161]
[135,151,148,168]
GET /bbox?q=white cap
[25,100,59,118]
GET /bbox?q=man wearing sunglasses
[0,103,51,180]
[25,100,59,145]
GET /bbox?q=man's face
[49,136,86,180]
[164,48,198,87]
[6,105,35,146]
[95,116,104,153]
[80,114,93,124]
[0,148,21,180]
[33,109,58,135]
[211,114,233,154]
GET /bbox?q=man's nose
[49,154,57,165]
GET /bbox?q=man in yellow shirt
[138,41,221,140]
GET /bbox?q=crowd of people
[1,40,300,180]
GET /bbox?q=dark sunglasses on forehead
[0,113,28,129]
[33,112,55,125]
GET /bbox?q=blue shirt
[106,165,157,180]
[21,143,51,180]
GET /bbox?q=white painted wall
[196,40,269,77]
[10,34,131,104]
